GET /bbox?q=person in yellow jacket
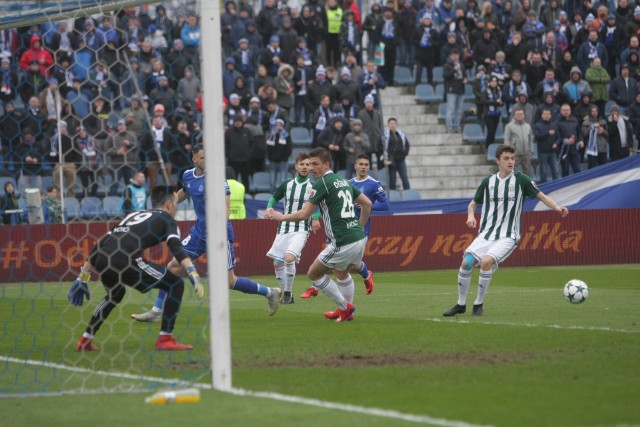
[226,167,246,219]
[325,0,343,67]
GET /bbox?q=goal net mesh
[0,0,213,397]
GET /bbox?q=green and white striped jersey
[309,171,365,246]
[473,171,540,241]
[273,176,313,234]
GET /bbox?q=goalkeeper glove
[68,272,91,307]
[186,265,204,299]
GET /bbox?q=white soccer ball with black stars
[563,279,589,304]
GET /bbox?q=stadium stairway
[381,86,490,199]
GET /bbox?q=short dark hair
[295,151,309,163]
[309,147,332,164]
[355,153,370,163]
[387,117,397,124]
[151,185,176,207]
[192,143,204,157]
[495,144,516,159]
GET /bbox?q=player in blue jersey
[300,154,388,298]
[131,144,282,321]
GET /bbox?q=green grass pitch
[1,265,639,427]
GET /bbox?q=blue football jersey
[182,168,207,238]
[349,176,389,236]
[225,180,234,241]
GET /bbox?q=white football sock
[313,275,347,310]
[284,261,296,293]
[337,275,354,304]
[474,270,493,305]
[457,268,472,306]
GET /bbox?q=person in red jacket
[19,35,54,78]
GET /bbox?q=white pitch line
[0,355,493,427]
[425,318,640,334]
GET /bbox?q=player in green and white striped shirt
[266,148,372,322]
[443,144,569,317]
[266,152,321,304]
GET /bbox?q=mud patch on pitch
[152,360,209,370]
[242,351,536,368]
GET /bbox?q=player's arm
[166,229,205,299]
[536,192,569,216]
[268,201,317,222]
[226,195,231,218]
[372,188,389,211]
[467,200,478,228]
[176,188,188,204]
[355,192,372,228]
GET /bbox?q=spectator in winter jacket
[607,105,634,161]
[582,105,609,169]
[317,116,346,171]
[556,104,584,177]
[381,117,410,191]
[266,118,292,190]
[585,57,611,118]
[413,14,440,86]
[608,64,638,109]
[562,66,591,109]
[504,107,534,175]
[225,114,254,190]
[533,108,561,183]
[343,119,371,178]
[443,49,467,134]
[577,30,608,74]
[19,35,54,79]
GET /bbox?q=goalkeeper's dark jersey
[92,209,188,264]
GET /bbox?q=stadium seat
[394,66,413,86]
[102,196,123,218]
[462,123,486,144]
[437,102,447,121]
[463,84,475,102]
[291,127,312,147]
[486,143,501,162]
[253,192,272,201]
[245,193,253,200]
[388,190,402,202]
[63,197,81,221]
[250,171,271,193]
[495,123,505,143]
[433,66,444,84]
[79,196,103,220]
[462,103,478,123]
[415,84,441,104]
[41,175,54,191]
[377,168,389,188]
[401,189,422,201]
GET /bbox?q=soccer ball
[563,279,589,304]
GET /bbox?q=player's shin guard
[457,268,472,306]
[274,265,285,288]
[314,275,347,310]
[153,290,167,311]
[474,270,493,305]
[284,261,295,292]
[337,275,355,303]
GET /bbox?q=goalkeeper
[68,185,204,352]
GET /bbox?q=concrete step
[409,133,469,146]
[382,105,431,116]
[382,87,409,98]
[399,124,460,135]
[383,114,442,125]
[406,154,489,166]
[407,165,494,177]
[410,144,484,156]
[406,175,485,190]
[415,188,475,199]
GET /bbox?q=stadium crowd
[1,0,639,225]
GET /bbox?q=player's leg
[307,257,347,312]
[356,259,374,295]
[229,240,281,315]
[75,269,126,351]
[281,232,308,304]
[472,238,517,316]
[443,249,478,317]
[151,267,192,350]
[266,234,287,301]
[131,234,200,322]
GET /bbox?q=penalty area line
[227,387,494,427]
[0,355,492,427]
[425,318,640,334]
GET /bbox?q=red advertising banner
[0,209,639,283]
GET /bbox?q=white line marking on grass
[0,355,493,427]
[425,318,640,334]
[227,387,494,427]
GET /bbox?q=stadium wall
[1,209,639,282]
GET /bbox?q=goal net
[0,0,221,397]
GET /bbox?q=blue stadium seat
[495,123,505,143]
[250,171,271,193]
[486,143,501,162]
[432,66,444,84]
[415,84,441,104]
[463,84,475,102]
[102,196,123,217]
[388,190,402,202]
[63,197,80,221]
[401,189,422,201]
[463,123,486,144]
[291,127,312,147]
[79,196,103,219]
[394,66,413,86]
